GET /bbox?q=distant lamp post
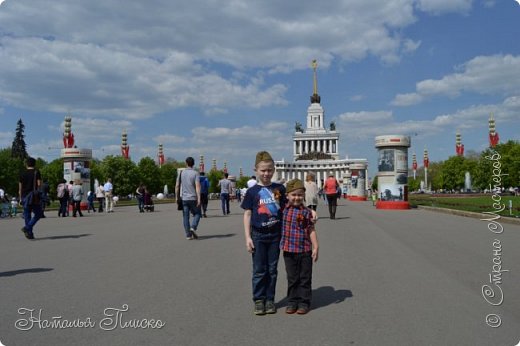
[412,153,417,180]
[423,148,429,191]
[455,130,464,157]
[199,155,205,173]
[489,113,500,148]
[121,130,130,159]
[158,144,164,167]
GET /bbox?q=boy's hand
[310,209,318,224]
[246,238,255,253]
[312,248,319,262]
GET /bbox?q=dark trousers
[73,200,83,217]
[326,194,337,219]
[283,251,313,307]
[97,197,104,212]
[58,197,68,216]
[201,193,208,214]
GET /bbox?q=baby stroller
[143,191,154,212]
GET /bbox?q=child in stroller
[143,189,154,212]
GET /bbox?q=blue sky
[0,0,519,179]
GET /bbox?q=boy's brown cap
[286,178,305,194]
[255,151,274,166]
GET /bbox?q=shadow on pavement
[276,286,353,309]
[0,268,54,277]
[35,234,92,241]
[197,233,236,240]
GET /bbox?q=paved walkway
[1,199,519,346]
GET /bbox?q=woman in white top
[304,173,319,211]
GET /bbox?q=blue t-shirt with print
[241,183,286,233]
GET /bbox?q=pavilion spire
[310,59,321,104]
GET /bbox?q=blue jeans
[251,231,281,301]
[182,200,201,237]
[137,195,144,212]
[22,197,42,234]
[220,193,230,214]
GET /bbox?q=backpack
[57,184,66,198]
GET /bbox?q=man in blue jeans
[175,157,202,240]
[19,157,42,240]
[218,173,232,215]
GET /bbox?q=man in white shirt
[103,178,114,213]
[246,175,257,188]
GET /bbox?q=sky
[0,0,519,179]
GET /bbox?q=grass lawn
[409,194,520,218]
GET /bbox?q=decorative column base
[376,201,410,209]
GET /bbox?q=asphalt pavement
[1,198,519,346]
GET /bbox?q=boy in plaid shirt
[280,178,319,315]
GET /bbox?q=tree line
[406,140,519,192]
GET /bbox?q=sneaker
[21,227,30,239]
[254,300,265,315]
[265,300,276,314]
[186,236,194,240]
[190,228,198,239]
[285,304,298,314]
[296,304,310,315]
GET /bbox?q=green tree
[159,162,179,196]
[236,176,249,189]
[439,156,466,191]
[207,170,224,193]
[40,158,64,200]
[0,148,25,196]
[474,140,520,190]
[100,155,139,197]
[11,119,28,160]
[137,156,161,194]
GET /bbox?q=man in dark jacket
[18,157,42,239]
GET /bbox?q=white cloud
[392,54,520,106]
[416,0,473,14]
[0,0,461,118]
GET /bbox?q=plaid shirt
[280,204,313,253]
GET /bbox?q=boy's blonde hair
[255,151,274,166]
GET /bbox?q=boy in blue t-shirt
[242,151,286,315]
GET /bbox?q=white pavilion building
[274,61,369,197]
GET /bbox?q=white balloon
[157,193,165,200]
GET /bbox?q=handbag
[176,170,183,211]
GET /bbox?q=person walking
[72,180,84,217]
[323,172,339,219]
[199,172,209,217]
[304,173,319,211]
[57,179,69,217]
[18,157,42,239]
[175,157,202,240]
[103,178,114,213]
[136,183,145,213]
[218,173,232,215]
[95,183,104,212]
[87,191,96,213]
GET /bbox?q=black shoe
[254,300,265,315]
[296,304,310,315]
[286,303,298,314]
[265,300,276,314]
[203,213,207,218]
[21,227,30,239]
[190,228,198,239]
